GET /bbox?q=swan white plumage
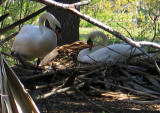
[78,31,142,64]
[11,12,61,66]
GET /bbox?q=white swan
[11,12,61,66]
[78,31,142,64]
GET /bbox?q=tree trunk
[47,0,80,46]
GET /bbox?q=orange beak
[88,42,93,51]
[55,29,61,39]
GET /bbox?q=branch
[0,13,9,22]
[33,0,91,8]
[0,32,18,46]
[101,81,160,99]
[72,0,91,7]
[19,71,54,80]
[150,15,160,42]
[76,89,112,113]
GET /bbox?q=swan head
[39,12,62,39]
[87,31,108,51]
[48,13,61,39]
[87,38,93,51]
[55,25,61,39]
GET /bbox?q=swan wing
[78,44,142,64]
[107,44,142,56]
[78,47,111,63]
[11,25,43,60]
[106,44,142,62]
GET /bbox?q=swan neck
[89,31,108,46]
[39,15,46,31]
[101,34,108,46]
[39,13,58,32]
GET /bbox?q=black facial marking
[56,25,61,33]
[87,38,93,44]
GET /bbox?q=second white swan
[78,31,142,64]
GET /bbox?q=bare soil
[16,74,159,113]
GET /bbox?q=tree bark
[47,0,80,46]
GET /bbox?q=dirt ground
[31,90,160,113]
[12,67,159,113]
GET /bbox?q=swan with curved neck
[11,12,61,66]
[87,30,108,50]
[78,31,142,64]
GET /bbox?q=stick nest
[13,41,160,105]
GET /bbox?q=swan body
[78,31,142,64]
[11,12,61,61]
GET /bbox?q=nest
[13,41,160,105]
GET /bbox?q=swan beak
[87,39,93,51]
[56,29,61,39]
[88,43,93,51]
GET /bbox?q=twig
[19,71,55,80]
[78,67,105,78]
[72,0,91,6]
[126,81,160,95]
[116,22,134,40]
[0,13,9,22]
[62,73,76,87]
[36,86,72,99]
[0,32,18,46]
[120,69,145,85]
[124,99,160,105]
[99,80,160,99]
[35,81,63,89]
[123,66,160,81]
[149,14,160,42]
[132,50,160,57]
[76,89,112,113]
[66,63,107,71]
[0,51,12,57]
[34,0,91,8]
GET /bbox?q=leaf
[0,53,40,113]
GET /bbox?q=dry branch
[0,32,18,46]
[76,89,112,113]
[36,86,72,99]
[102,81,160,99]
[19,71,55,80]
[124,99,160,105]
[123,65,160,81]
[0,13,9,22]
[35,81,62,89]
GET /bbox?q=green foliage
[0,0,44,64]
[80,0,160,43]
